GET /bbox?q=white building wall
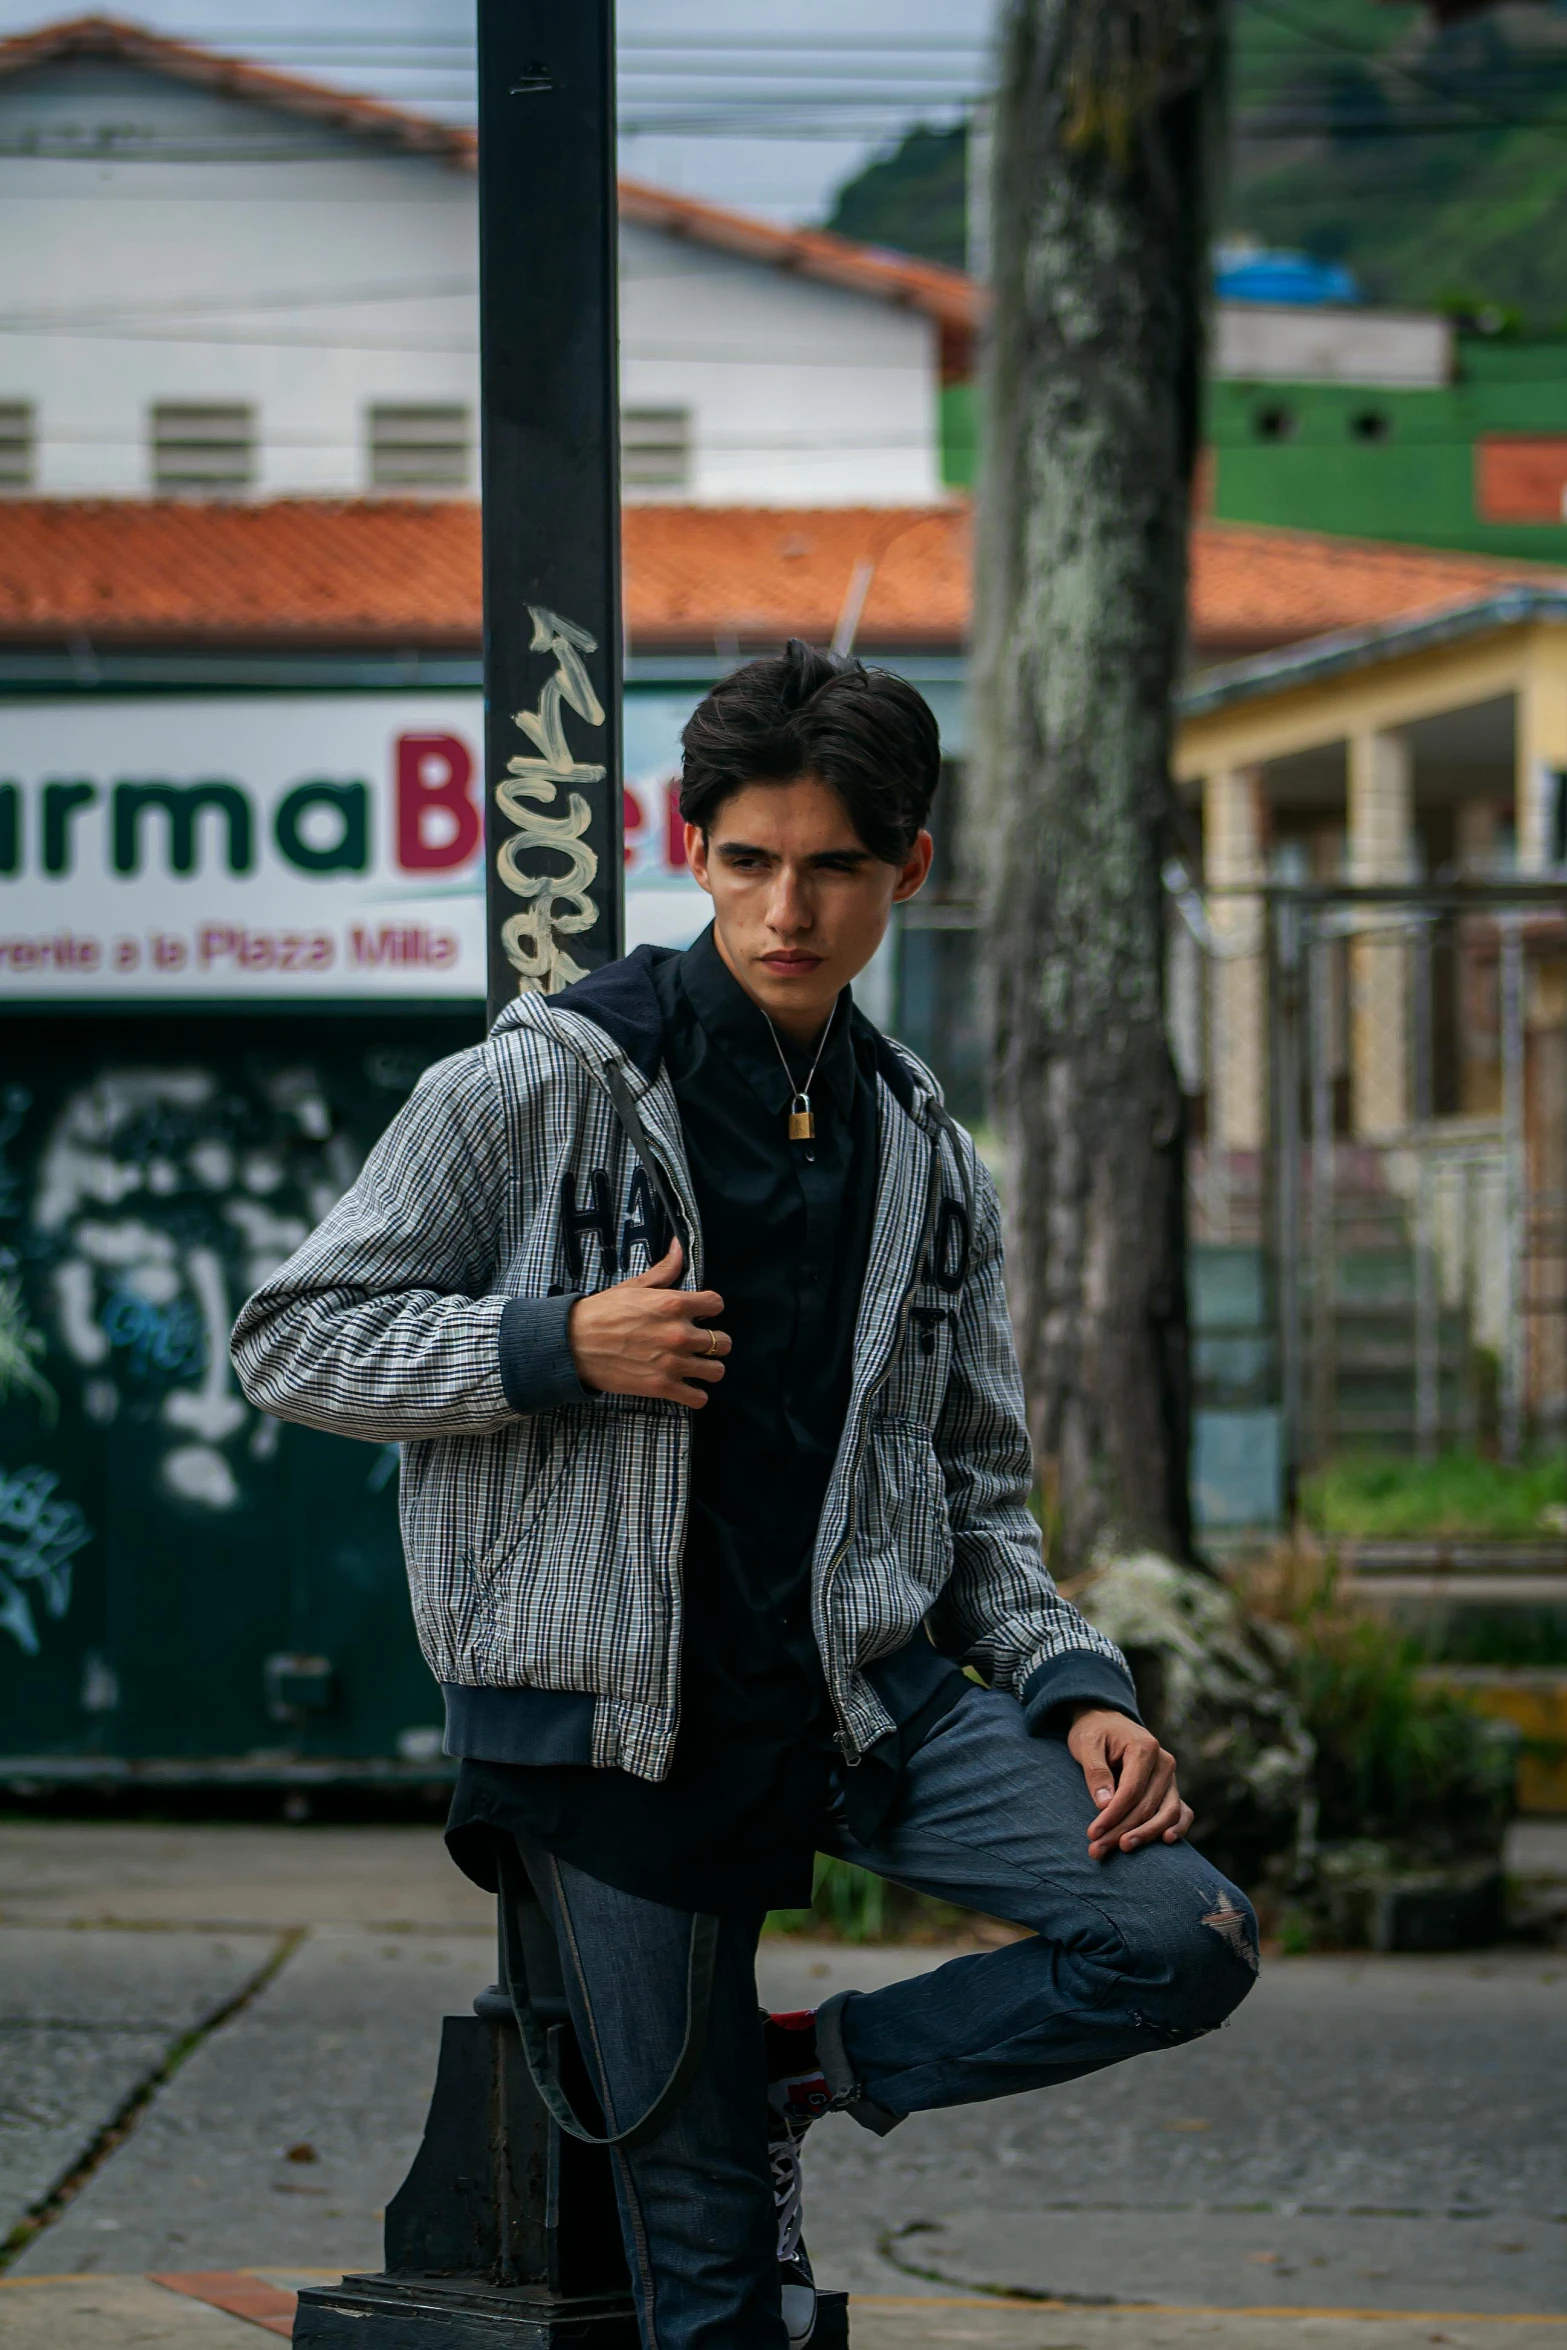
[1214,302,1453,390]
[0,62,481,501]
[0,58,941,508]
[618,221,941,506]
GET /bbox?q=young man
[233,643,1257,2350]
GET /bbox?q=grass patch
[1299,1448,1567,1539]
[764,1854,986,1945]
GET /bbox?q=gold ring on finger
[704,1328,720,1357]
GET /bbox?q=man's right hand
[567,1238,730,1407]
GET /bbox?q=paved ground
[0,1929,266,2232]
[0,2275,1563,2350]
[0,1819,495,1933]
[0,1819,1563,2341]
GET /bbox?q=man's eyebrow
[712,839,872,864]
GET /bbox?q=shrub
[1239,1548,1515,1860]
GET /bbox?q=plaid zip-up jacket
[231,958,1134,1780]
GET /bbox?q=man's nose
[766,867,811,932]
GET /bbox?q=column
[1514,657,1567,874]
[1454,799,1498,1116]
[1204,765,1268,1152]
[1347,727,1413,1138]
[1515,653,1567,1427]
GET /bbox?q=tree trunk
[974,0,1228,1570]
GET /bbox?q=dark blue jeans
[520,1683,1259,2350]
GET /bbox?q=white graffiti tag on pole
[0,1463,92,1657]
[495,606,605,996]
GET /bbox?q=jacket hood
[490,939,937,1120]
[489,943,674,1080]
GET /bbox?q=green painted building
[1210,338,1567,563]
[942,325,1567,568]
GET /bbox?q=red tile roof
[0,17,981,365]
[626,506,970,651]
[1189,521,1563,659]
[0,499,485,646]
[0,499,1560,660]
[0,499,973,651]
[0,13,474,161]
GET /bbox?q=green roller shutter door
[0,1009,481,1775]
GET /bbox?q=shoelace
[770,2130,806,2266]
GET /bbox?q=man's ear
[891,830,934,904]
[684,821,713,895]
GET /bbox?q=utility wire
[151,28,995,49]
[1237,0,1567,143]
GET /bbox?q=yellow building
[1176,586,1567,1455]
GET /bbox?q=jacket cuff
[1021,1652,1142,1738]
[498,1293,588,1416]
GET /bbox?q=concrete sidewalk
[2,1820,1564,2334]
[0,1819,495,1933]
[1,2273,1564,2350]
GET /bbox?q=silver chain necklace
[763,998,838,1141]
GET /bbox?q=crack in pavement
[0,1929,305,2274]
[880,2223,1129,2306]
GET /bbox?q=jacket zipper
[817,1112,948,1763]
[587,1054,705,1764]
[559,1007,951,1770]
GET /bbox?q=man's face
[686,774,932,1041]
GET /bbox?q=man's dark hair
[678,639,940,865]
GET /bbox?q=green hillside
[823,121,967,272]
[1228,0,1567,328]
[824,1,1567,331]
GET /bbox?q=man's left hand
[1066,1707,1194,1861]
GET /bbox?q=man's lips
[760,952,823,975]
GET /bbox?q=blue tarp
[1216,250,1360,307]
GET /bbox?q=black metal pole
[478,0,623,1029]
[292,22,633,2341]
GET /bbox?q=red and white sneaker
[765,2011,833,2349]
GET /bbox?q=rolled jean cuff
[814,1988,904,2138]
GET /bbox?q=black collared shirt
[668,922,879,1687]
[448,926,883,1912]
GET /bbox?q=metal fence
[1175,880,1567,1514]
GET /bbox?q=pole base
[292,2274,851,2348]
[291,2274,637,2348]
[812,2289,852,2345]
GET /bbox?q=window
[151,403,254,496]
[1350,409,1391,444]
[1253,404,1297,443]
[621,407,691,494]
[0,403,34,491]
[368,403,470,491]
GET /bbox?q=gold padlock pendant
[789,1099,815,1141]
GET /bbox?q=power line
[0,303,958,358]
[1237,0,1567,145]
[6,112,1563,147]
[163,29,994,50]
[0,121,971,148]
[0,276,478,329]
